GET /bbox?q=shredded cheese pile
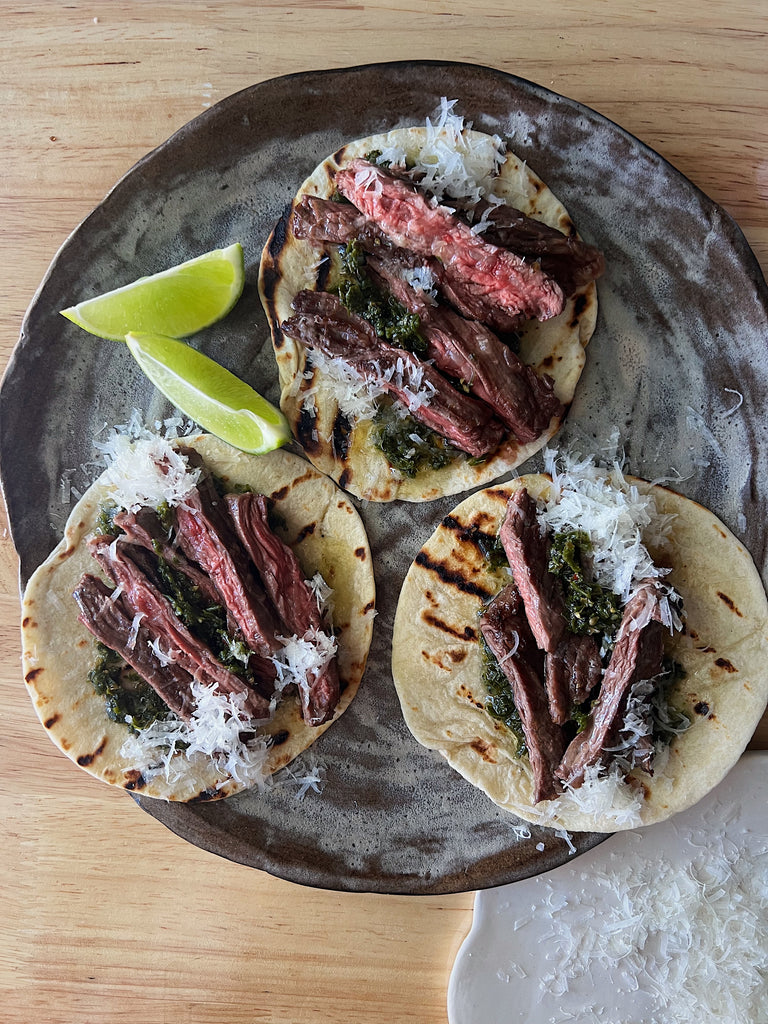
[377,96,506,204]
[529,821,768,1022]
[541,445,681,630]
[120,680,271,790]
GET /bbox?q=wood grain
[1,2,766,1022]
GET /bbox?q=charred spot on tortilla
[296,402,322,454]
[413,550,496,600]
[421,611,476,643]
[123,770,146,790]
[332,410,353,459]
[77,738,107,766]
[717,591,743,616]
[259,119,603,502]
[295,521,317,543]
[715,658,737,673]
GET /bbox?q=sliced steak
[366,251,563,444]
[479,584,565,803]
[225,492,340,726]
[499,488,567,653]
[545,633,603,724]
[283,289,506,458]
[334,159,565,328]
[113,507,222,607]
[74,572,198,722]
[88,536,270,720]
[292,194,387,249]
[172,458,282,659]
[458,199,605,297]
[292,195,522,331]
[556,581,666,788]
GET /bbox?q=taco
[392,451,768,831]
[259,109,603,502]
[21,432,376,802]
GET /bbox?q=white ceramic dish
[448,751,768,1024]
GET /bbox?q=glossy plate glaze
[2,62,767,894]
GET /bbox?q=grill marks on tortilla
[414,549,496,601]
[261,203,292,336]
[717,591,743,616]
[77,737,107,766]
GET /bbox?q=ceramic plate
[447,752,768,1022]
[3,62,767,894]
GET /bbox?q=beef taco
[21,432,376,802]
[392,451,768,831]
[259,109,603,502]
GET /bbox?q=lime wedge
[60,243,245,341]
[125,332,292,455]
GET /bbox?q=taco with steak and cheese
[259,104,603,502]
[21,432,376,802]
[392,449,768,832]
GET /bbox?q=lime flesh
[125,332,292,455]
[60,243,245,341]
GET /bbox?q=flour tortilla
[392,474,768,831]
[259,127,598,502]
[21,435,376,802]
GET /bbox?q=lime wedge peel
[60,243,245,342]
[125,332,292,456]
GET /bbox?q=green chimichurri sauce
[88,642,169,732]
[334,239,428,357]
[479,633,527,756]
[95,501,121,536]
[548,530,623,640]
[371,403,458,477]
[153,553,254,681]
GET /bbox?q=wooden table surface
[2,4,766,1022]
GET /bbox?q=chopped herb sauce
[333,239,428,357]
[479,632,527,756]
[470,526,509,573]
[652,659,690,743]
[372,403,458,477]
[548,530,623,640]
[95,501,121,537]
[153,553,254,681]
[89,642,169,732]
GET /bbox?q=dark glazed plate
[3,62,767,894]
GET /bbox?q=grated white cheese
[270,626,338,708]
[298,350,386,424]
[722,387,744,417]
[402,263,438,301]
[307,572,334,619]
[539,762,645,829]
[279,761,327,800]
[409,97,506,204]
[120,679,271,790]
[540,446,680,618]
[531,822,768,1022]
[98,433,200,513]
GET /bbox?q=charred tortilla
[392,473,768,832]
[21,435,376,802]
[259,125,599,502]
